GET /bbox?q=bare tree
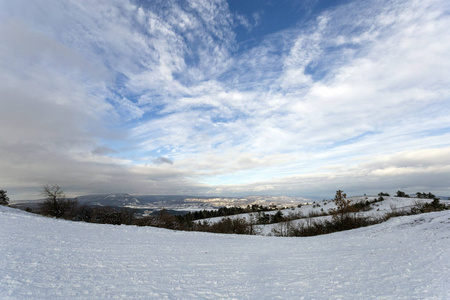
[39,185,77,218]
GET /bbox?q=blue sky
[1,0,450,200]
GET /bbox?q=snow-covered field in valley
[1,205,449,299]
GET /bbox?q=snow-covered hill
[1,205,449,299]
[195,196,443,236]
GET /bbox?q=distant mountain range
[75,194,194,209]
[12,194,314,212]
[74,194,313,211]
[12,193,448,212]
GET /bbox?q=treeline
[41,200,135,225]
[395,190,438,199]
[35,185,135,225]
[180,204,275,221]
[415,192,437,199]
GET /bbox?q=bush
[279,214,381,237]
[378,192,390,197]
[411,198,447,214]
[352,200,373,212]
[271,210,284,223]
[133,215,159,227]
[396,190,409,198]
[415,192,437,199]
[90,206,134,225]
[195,217,251,234]
[0,190,9,206]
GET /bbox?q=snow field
[1,205,449,299]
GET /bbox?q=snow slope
[1,206,449,299]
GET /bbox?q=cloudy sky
[1,0,449,200]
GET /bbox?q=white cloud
[1,0,449,199]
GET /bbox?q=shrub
[201,217,251,234]
[396,190,409,198]
[90,206,134,225]
[271,210,284,223]
[352,200,373,212]
[411,198,447,214]
[415,192,437,199]
[0,190,9,206]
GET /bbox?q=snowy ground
[1,205,449,299]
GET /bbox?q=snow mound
[1,205,449,299]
